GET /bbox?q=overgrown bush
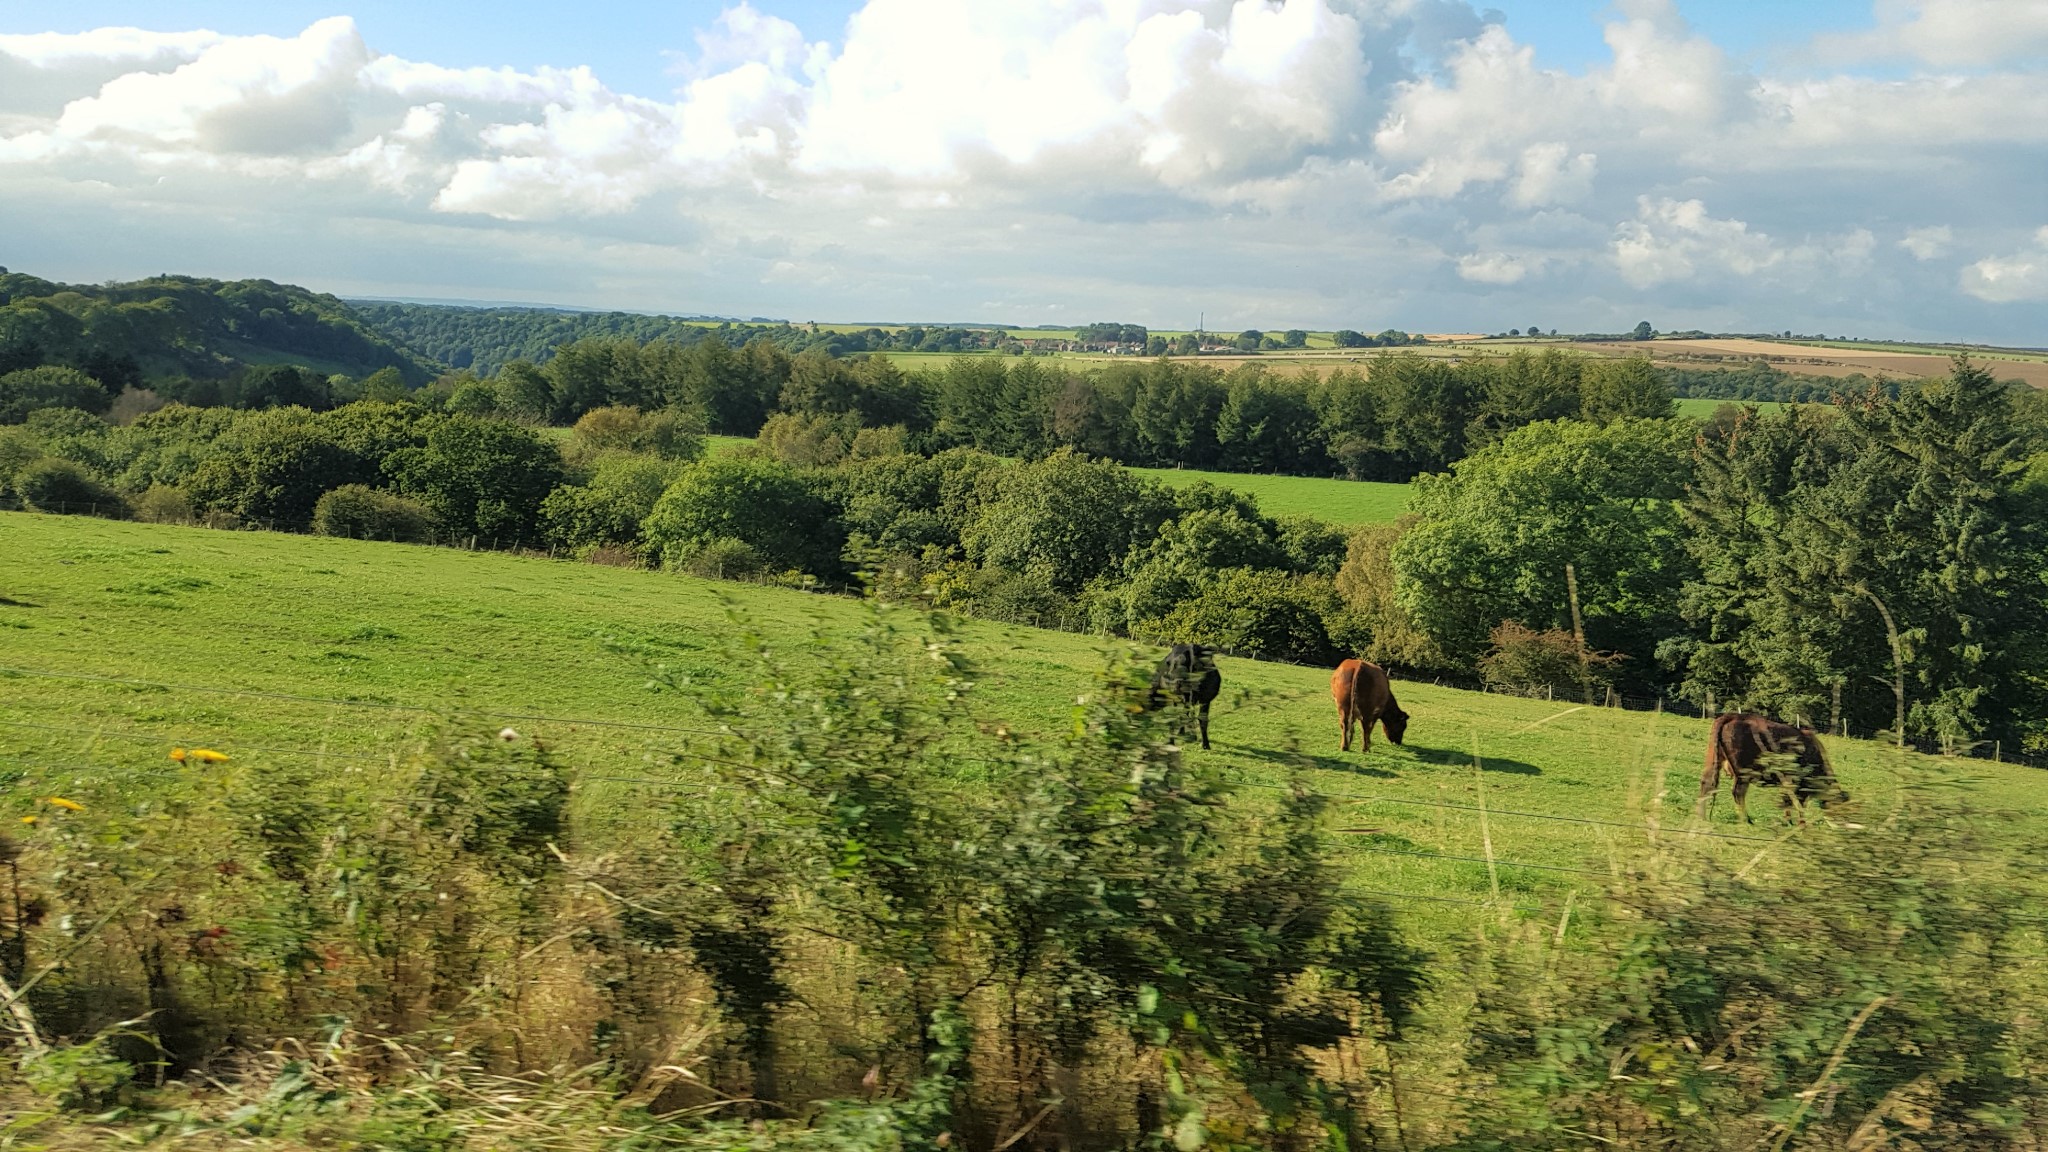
[388,415,565,545]
[643,455,842,578]
[758,410,858,467]
[1330,517,1444,671]
[569,404,705,464]
[0,365,111,422]
[1460,798,2048,1149]
[12,457,125,516]
[1139,567,1340,665]
[676,535,766,580]
[539,454,688,553]
[312,483,435,542]
[186,406,365,525]
[1477,620,1622,699]
[130,483,195,524]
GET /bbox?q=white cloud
[1815,0,2048,67]
[1900,225,1952,260]
[38,17,371,157]
[1961,228,2048,303]
[792,0,1369,186]
[0,2,2044,340]
[1612,197,1778,288]
[1457,251,1532,284]
[1507,142,1596,208]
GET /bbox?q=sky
[2,0,2045,341]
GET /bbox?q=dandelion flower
[169,748,187,762]
[190,749,229,763]
[19,815,36,825]
[44,797,84,812]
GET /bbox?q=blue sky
[3,1,1884,93]
[2,1,2044,340]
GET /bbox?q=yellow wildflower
[19,815,36,825]
[169,748,188,762]
[44,797,84,812]
[190,749,230,763]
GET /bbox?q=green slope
[1129,465,1413,524]
[0,271,438,383]
[4,513,2039,942]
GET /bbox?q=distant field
[1581,338,2048,388]
[1129,465,1412,524]
[1794,338,2048,363]
[1675,397,1787,418]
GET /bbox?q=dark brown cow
[1332,658,1408,755]
[1149,643,1221,750]
[1697,712,1847,822]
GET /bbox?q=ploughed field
[2,512,2043,944]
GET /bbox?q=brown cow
[1332,659,1408,755]
[1697,712,1847,823]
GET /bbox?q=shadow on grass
[1230,745,1400,780]
[1404,743,1544,776]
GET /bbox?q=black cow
[1148,643,1221,749]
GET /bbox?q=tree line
[417,340,1675,481]
[9,355,2045,753]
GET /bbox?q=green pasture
[4,513,2037,948]
[1675,396,1788,419]
[1130,466,1412,525]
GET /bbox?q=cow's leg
[1338,698,1353,752]
[1732,774,1752,823]
[1697,749,1722,820]
[1198,700,1211,750]
[1358,707,1373,757]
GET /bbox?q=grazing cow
[1332,659,1409,756]
[1149,643,1221,749]
[1697,712,1847,823]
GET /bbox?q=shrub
[1477,619,1622,699]
[539,454,688,553]
[962,448,1172,593]
[677,536,765,580]
[388,416,565,545]
[1139,567,1339,665]
[1330,517,1444,670]
[130,484,195,524]
[569,405,704,464]
[848,424,910,460]
[185,407,366,525]
[312,484,435,542]
[446,378,500,415]
[643,455,842,578]
[758,410,856,467]
[0,366,112,423]
[13,457,125,517]
[238,364,330,410]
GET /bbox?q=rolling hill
[0,270,438,384]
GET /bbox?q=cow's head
[1382,701,1409,745]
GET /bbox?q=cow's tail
[1698,715,1726,817]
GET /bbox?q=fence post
[1565,563,1593,706]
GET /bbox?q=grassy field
[1675,396,1787,419]
[4,512,2038,948]
[1129,465,1412,524]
